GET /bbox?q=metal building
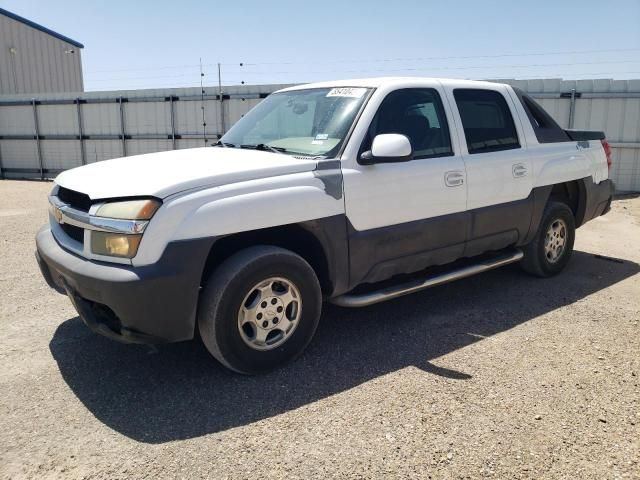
[0,8,84,94]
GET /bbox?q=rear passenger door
[445,86,534,255]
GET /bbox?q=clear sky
[2,0,640,91]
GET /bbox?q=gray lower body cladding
[347,191,536,286]
[35,226,213,344]
[578,177,614,225]
[346,179,614,286]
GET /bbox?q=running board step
[330,249,524,308]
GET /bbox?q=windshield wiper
[240,143,287,154]
[213,140,236,148]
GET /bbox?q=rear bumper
[35,226,213,344]
[579,178,614,226]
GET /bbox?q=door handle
[512,163,528,178]
[445,170,465,187]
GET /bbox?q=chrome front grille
[49,195,86,256]
[48,189,152,264]
[49,195,149,234]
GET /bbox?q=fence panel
[0,80,639,191]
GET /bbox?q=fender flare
[523,176,614,243]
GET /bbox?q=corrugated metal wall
[0,13,83,94]
[0,84,290,176]
[0,79,639,192]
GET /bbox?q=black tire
[198,245,322,374]
[521,201,576,277]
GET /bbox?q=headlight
[95,199,160,220]
[90,198,160,258]
[91,232,142,258]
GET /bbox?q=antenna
[200,58,207,146]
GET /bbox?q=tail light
[601,138,613,171]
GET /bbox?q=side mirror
[359,134,413,165]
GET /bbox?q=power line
[86,72,208,82]
[230,48,640,66]
[483,70,640,80]
[86,63,205,74]
[84,70,640,92]
[84,47,640,75]
[219,59,640,76]
[81,81,259,90]
[86,59,640,83]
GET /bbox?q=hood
[54,147,319,200]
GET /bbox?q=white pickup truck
[36,77,614,374]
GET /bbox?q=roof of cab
[277,77,506,93]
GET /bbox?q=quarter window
[515,89,571,143]
[453,89,520,154]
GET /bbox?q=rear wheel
[198,246,322,374]
[521,201,575,277]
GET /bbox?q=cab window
[453,89,520,154]
[362,88,453,159]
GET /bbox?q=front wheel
[521,201,576,277]
[198,246,322,374]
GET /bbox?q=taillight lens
[601,139,613,171]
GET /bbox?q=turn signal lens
[91,232,142,258]
[95,199,161,220]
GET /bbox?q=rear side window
[453,89,520,154]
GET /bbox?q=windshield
[220,87,372,157]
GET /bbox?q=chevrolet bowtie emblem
[53,206,63,224]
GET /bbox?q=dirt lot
[0,179,638,479]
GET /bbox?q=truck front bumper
[35,226,213,344]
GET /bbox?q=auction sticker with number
[326,87,367,98]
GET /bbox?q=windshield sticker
[326,87,367,98]
[311,140,324,145]
[315,133,329,140]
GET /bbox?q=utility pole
[218,62,225,137]
[200,58,207,146]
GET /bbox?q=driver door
[342,87,469,285]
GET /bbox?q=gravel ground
[0,179,638,479]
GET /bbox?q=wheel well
[549,181,581,218]
[200,224,332,294]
